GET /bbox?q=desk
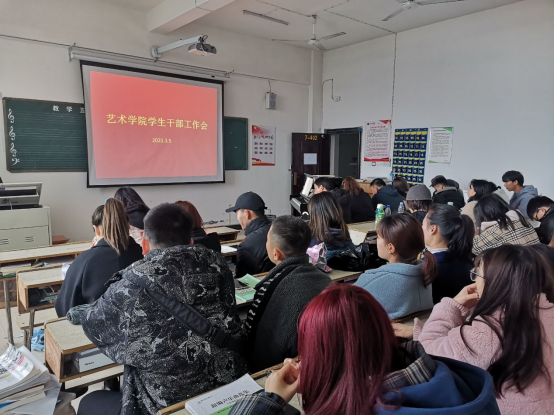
[159,360,301,415]
[44,318,122,383]
[204,226,240,242]
[234,269,362,308]
[0,242,90,345]
[17,265,64,349]
[348,221,377,245]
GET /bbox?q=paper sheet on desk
[221,246,237,254]
[5,375,61,415]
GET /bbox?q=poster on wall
[251,125,276,166]
[392,128,428,186]
[364,120,391,162]
[428,127,453,164]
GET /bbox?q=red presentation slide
[89,71,218,179]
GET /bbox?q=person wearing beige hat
[406,185,433,225]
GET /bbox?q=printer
[0,183,52,251]
[290,175,343,217]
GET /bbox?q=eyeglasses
[469,268,484,282]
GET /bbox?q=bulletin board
[392,128,428,186]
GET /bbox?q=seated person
[114,187,150,245]
[396,245,554,415]
[461,179,506,227]
[79,203,247,415]
[393,176,410,199]
[341,176,375,222]
[175,200,221,252]
[355,213,435,319]
[405,185,432,225]
[244,215,331,372]
[55,199,142,317]
[538,215,554,247]
[430,175,465,209]
[314,177,352,224]
[230,285,500,415]
[307,192,355,259]
[423,204,474,304]
[370,178,403,213]
[502,170,538,218]
[473,194,539,255]
[527,196,554,223]
[226,192,274,278]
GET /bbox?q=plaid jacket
[473,211,539,255]
[229,341,435,415]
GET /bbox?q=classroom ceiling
[108,0,521,51]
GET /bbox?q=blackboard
[3,98,88,172]
[224,117,248,170]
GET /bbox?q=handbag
[327,243,386,272]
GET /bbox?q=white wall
[323,0,554,198]
[0,0,313,241]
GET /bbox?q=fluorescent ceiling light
[243,10,289,26]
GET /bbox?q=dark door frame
[325,127,363,180]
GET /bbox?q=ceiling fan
[383,0,467,21]
[272,15,346,51]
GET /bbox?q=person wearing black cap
[430,175,465,210]
[226,192,274,278]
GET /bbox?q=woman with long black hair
[423,204,475,303]
[472,193,539,255]
[114,186,149,245]
[461,179,509,226]
[396,245,554,414]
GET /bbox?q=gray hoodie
[509,185,538,218]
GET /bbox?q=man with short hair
[244,215,332,372]
[313,177,352,223]
[226,192,274,278]
[502,170,538,218]
[527,196,554,222]
[370,178,404,213]
[430,175,465,210]
[80,203,247,415]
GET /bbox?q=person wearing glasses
[392,245,554,414]
[527,196,554,246]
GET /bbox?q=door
[291,133,331,195]
[337,132,361,179]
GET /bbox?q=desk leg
[3,281,13,345]
[26,310,35,351]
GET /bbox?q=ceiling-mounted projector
[151,35,216,59]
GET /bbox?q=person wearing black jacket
[314,177,353,224]
[175,200,221,253]
[244,216,332,372]
[430,176,465,210]
[55,200,143,317]
[226,192,274,278]
[370,178,403,213]
[342,176,375,222]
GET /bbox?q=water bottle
[398,202,405,214]
[389,170,395,182]
[375,204,385,227]
[385,205,392,217]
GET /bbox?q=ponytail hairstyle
[464,245,553,397]
[378,213,436,286]
[468,179,500,203]
[102,199,130,254]
[427,203,474,261]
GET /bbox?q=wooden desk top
[348,221,377,233]
[203,226,239,236]
[159,361,302,415]
[18,265,64,288]
[45,318,94,354]
[0,242,90,264]
[235,269,362,308]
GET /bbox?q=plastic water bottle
[389,171,395,182]
[385,205,392,217]
[375,204,385,227]
[398,202,405,214]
